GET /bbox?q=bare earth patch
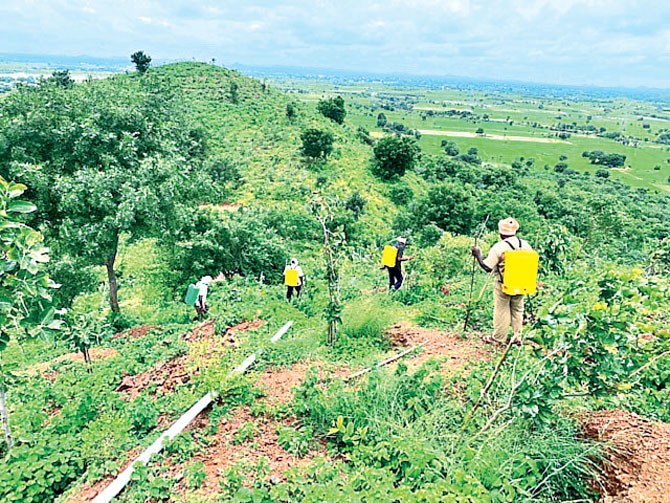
[581,409,670,502]
[173,406,327,498]
[113,324,161,340]
[386,323,493,371]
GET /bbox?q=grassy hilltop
[0,62,668,503]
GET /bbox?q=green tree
[46,70,74,89]
[317,96,346,124]
[372,136,420,180]
[344,191,366,220]
[376,112,387,128]
[310,195,346,345]
[408,182,476,235]
[131,51,152,74]
[0,76,207,312]
[0,177,59,450]
[301,129,334,161]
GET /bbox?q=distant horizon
[3,51,670,98]
[2,1,670,89]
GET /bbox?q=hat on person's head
[201,275,213,285]
[498,218,519,236]
[290,258,298,266]
[397,236,407,245]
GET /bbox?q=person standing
[194,275,213,320]
[471,218,534,345]
[284,258,305,301]
[385,236,414,290]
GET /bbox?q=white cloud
[0,0,668,87]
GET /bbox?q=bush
[406,182,476,236]
[301,129,334,161]
[317,96,346,124]
[169,207,288,287]
[372,136,420,181]
[389,184,414,206]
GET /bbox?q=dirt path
[418,129,570,144]
[582,409,670,502]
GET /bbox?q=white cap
[397,236,407,244]
[201,275,213,285]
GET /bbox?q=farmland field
[273,78,670,192]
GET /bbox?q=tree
[131,51,152,74]
[408,182,476,235]
[286,102,298,120]
[0,177,59,450]
[301,129,334,161]
[317,96,346,124]
[46,70,74,89]
[0,76,207,313]
[372,136,420,180]
[376,112,388,128]
[310,195,346,345]
[345,191,366,220]
[443,140,459,156]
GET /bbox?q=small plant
[233,421,258,444]
[184,460,206,490]
[277,425,313,456]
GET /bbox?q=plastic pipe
[92,320,293,503]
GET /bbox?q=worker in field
[471,218,538,345]
[284,258,305,301]
[194,275,213,320]
[382,236,414,290]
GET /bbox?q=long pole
[463,215,490,333]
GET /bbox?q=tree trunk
[0,380,13,451]
[106,244,120,313]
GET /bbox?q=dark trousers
[195,300,209,321]
[388,267,403,290]
[287,285,302,300]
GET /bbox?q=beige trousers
[493,281,524,341]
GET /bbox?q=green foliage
[581,150,626,168]
[277,425,313,456]
[169,207,289,287]
[372,136,421,180]
[0,435,84,503]
[130,51,152,74]
[317,96,346,124]
[300,128,334,161]
[344,191,366,220]
[45,70,74,89]
[0,177,59,349]
[0,74,210,311]
[406,182,476,236]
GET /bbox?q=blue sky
[2,0,670,88]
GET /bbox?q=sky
[2,0,670,88]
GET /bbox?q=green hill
[0,62,668,503]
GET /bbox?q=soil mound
[582,409,670,502]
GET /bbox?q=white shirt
[195,280,209,305]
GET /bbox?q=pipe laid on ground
[93,320,293,503]
[344,341,426,381]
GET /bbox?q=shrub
[300,129,334,161]
[317,96,346,124]
[372,136,420,180]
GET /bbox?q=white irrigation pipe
[93,320,293,503]
[344,342,426,382]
